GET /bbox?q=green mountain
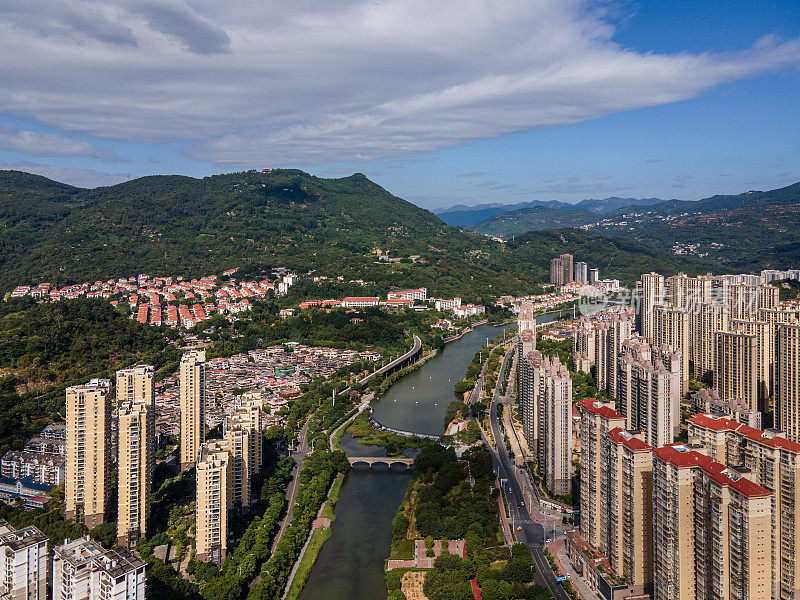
[468,181,800,273]
[472,205,598,237]
[500,229,718,286]
[0,169,721,297]
[587,182,800,271]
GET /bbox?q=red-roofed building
[579,399,626,550]
[688,412,800,598]
[652,443,772,600]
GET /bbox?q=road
[480,336,572,600]
[250,419,311,588]
[356,334,421,388]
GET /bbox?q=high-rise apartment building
[730,317,773,400]
[542,356,573,496]
[639,272,665,341]
[616,339,680,447]
[578,400,626,549]
[117,400,153,547]
[665,273,690,308]
[65,379,111,528]
[517,349,542,457]
[652,304,689,395]
[729,284,779,320]
[222,413,256,508]
[713,330,760,413]
[575,261,588,284]
[116,364,154,408]
[236,398,263,479]
[604,428,653,590]
[688,413,800,600]
[517,300,537,357]
[116,365,154,547]
[572,317,596,368]
[778,323,800,443]
[180,350,206,470]
[589,268,600,285]
[652,443,772,600]
[0,521,47,600]
[550,254,574,287]
[52,537,145,600]
[691,302,728,382]
[518,351,573,495]
[196,441,233,564]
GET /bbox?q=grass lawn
[284,527,333,600]
[320,473,345,520]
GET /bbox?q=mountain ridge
[0,169,717,293]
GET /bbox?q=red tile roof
[690,413,800,452]
[607,427,651,452]
[655,443,772,498]
[580,398,625,421]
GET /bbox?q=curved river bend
[299,315,558,600]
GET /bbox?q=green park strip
[283,527,333,600]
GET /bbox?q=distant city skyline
[0,1,798,209]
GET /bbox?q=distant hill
[473,205,598,237]
[436,196,665,227]
[0,169,717,296]
[586,182,800,272]
[501,229,718,286]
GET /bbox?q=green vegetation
[346,412,425,456]
[0,298,179,455]
[771,278,800,302]
[0,168,730,299]
[0,484,87,544]
[283,527,332,600]
[503,229,718,287]
[0,169,538,299]
[388,444,541,599]
[246,449,349,600]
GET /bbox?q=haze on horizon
[0,0,799,210]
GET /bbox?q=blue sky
[0,0,798,209]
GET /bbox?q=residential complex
[566,269,800,600]
[180,350,206,470]
[65,379,111,528]
[550,253,574,287]
[517,347,573,496]
[52,537,145,600]
[0,521,48,600]
[195,441,234,564]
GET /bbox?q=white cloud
[0,126,112,159]
[0,0,798,167]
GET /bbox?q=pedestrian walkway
[387,539,466,569]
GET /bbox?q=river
[298,315,559,600]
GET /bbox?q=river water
[298,316,558,600]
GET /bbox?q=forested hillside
[0,298,180,455]
[470,181,800,273]
[0,169,721,296]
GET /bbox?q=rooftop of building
[689,413,800,452]
[580,398,624,421]
[0,525,47,550]
[654,443,772,498]
[607,427,651,452]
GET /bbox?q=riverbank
[283,472,345,600]
[295,323,517,600]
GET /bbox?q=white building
[0,522,47,600]
[53,538,146,600]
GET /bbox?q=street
[480,337,572,600]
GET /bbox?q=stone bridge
[347,456,415,469]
